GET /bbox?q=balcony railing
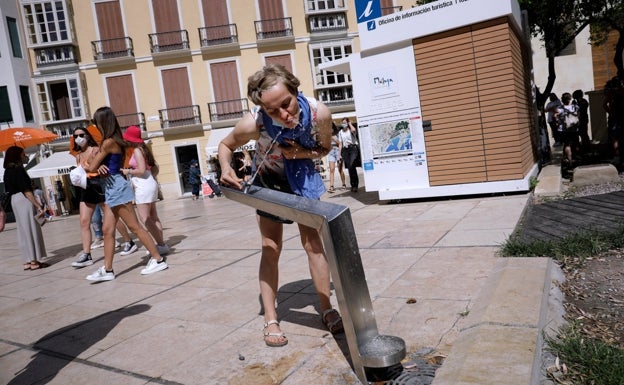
[159,105,201,129]
[208,98,249,122]
[309,12,347,34]
[149,30,190,53]
[117,112,146,131]
[199,24,238,47]
[381,6,403,16]
[92,37,134,60]
[255,17,293,40]
[35,45,78,68]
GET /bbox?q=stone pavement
[0,183,561,385]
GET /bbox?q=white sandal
[263,320,288,347]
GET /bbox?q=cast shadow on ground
[7,304,151,385]
[258,279,351,365]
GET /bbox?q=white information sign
[350,43,430,191]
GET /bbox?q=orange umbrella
[0,127,58,152]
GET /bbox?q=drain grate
[366,354,441,385]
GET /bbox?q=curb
[431,257,565,385]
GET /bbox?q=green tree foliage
[580,0,624,76]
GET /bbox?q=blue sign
[355,0,381,24]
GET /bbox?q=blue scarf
[261,93,325,199]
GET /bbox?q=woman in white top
[338,117,360,192]
[121,126,168,256]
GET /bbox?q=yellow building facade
[18,0,425,199]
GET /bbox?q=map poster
[351,43,430,191]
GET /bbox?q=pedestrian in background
[83,106,167,281]
[3,146,47,270]
[188,159,201,200]
[327,122,346,193]
[338,117,360,192]
[122,125,169,257]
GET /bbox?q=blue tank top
[103,153,123,175]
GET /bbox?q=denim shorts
[102,174,135,208]
[327,146,340,163]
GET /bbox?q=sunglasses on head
[73,133,86,138]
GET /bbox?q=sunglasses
[73,133,86,138]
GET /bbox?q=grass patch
[500,225,624,262]
[502,226,624,384]
[545,323,624,385]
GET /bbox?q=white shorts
[131,171,159,204]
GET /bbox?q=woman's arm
[23,190,44,213]
[84,139,116,174]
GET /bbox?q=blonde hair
[247,64,300,106]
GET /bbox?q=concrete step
[431,257,565,385]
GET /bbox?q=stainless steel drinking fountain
[222,186,406,384]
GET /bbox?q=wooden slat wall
[592,30,620,90]
[414,17,536,186]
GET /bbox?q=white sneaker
[86,266,115,281]
[140,257,168,275]
[120,240,138,256]
[90,238,104,250]
[115,240,121,249]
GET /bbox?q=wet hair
[72,126,99,152]
[3,146,24,168]
[247,64,300,106]
[92,106,125,148]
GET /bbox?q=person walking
[218,64,344,347]
[338,117,360,192]
[327,123,346,193]
[122,125,169,256]
[83,106,167,281]
[69,125,107,268]
[3,146,48,270]
[188,159,201,200]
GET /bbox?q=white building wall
[0,0,37,129]
[531,25,595,98]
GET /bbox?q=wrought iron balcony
[199,24,239,48]
[304,0,346,14]
[208,99,249,122]
[149,30,190,54]
[34,45,78,69]
[159,105,201,130]
[92,37,134,62]
[381,6,403,16]
[117,112,146,131]
[308,12,347,34]
[255,17,293,40]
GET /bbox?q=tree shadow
[7,304,150,385]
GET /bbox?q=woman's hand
[97,164,110,175]
[220,167,243,190]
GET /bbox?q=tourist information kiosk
[323,0,539,200]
